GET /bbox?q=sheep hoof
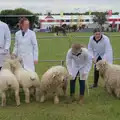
[54,100,59,104]
[1,104,6,107]
[25,101,30,104]
[17,103,20,106]
[40,96,45,103]
[54,96,59,104]
[36,97,40,102]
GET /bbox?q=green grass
[1,32,120,120]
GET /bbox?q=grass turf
[1,32,120,120]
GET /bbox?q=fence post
[61,60,65,66]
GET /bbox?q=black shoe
[64,95,76,104]
[89,84,98,89]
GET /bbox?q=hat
[71,43,82,54]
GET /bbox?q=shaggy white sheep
[96,60,120,98]
[7,58,40,103]
[0,60,20,107]
[40,66,70,104]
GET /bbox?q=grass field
[1,32,120,120]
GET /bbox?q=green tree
[13,8,33,15]
[0,9,14,15]
[93,12,107,29]
[0,8,37,29]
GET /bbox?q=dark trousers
[70,72,85,96]
[0,67,2,70]
[94,56,102,86]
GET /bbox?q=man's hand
[82,73,87,80]
[92,58,96,64]
[11,53,17,59]
[34,60,38,64]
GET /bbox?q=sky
[0,0,119,14]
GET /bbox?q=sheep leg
[62,86,67,96]
[106,85,112,95]
[15,90,20,106]
[1,92,6,107]
[35,87,40,102]
[62,80,68,96]
[23,88,30,103]
[54,92,59,104]
[29,87,35,101]
[115,89,120,99]
[40,91,46,103]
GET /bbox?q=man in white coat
[88,28,113,88]
[13,18,38,72]
[0,20,11,70]
[66,44,92,104]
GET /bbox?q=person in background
[13,17,38,72]
[88,28,113,88]
[66,43,92,104]
[0,20,11,70]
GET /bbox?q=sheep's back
[0,69,19,90]
[40,66,68,92]
[105,64,120,88]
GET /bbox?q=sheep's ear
[2,55,11,63]
[52,74,57,79]
[52,72,59,79]
[103,60,107,65]
[17,57,23,63]
[10,54,17,59]
[6,54,11,59]
[61,76,65,81]
[3,59,7,63]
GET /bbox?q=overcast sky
[0,0,119,14]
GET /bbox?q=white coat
[0,21,11,66]
[13,29,38,72]
[66,48,92,80]
[88,35,113,64]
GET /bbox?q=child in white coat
[66,44,92,104]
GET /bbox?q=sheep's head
[96,60,108,78]
[96,60,107,70]
[2,60,11,70]
[7,57,23,70]
[10,54,17,59]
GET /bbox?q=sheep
[40,66,70,104]
[0,60,20,107]
[7,58,40,103]
[96,60,120,98]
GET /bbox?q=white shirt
[0,21,11,66]
[13,29,38,72]
[66,48,92,80]
[88,35,113,64]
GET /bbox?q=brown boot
[78,95,84,105]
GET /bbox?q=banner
[108,10,112,16]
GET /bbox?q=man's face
[72,48,81,56]
[21,20,29,31]
[94,32,102,40]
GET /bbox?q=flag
[89,11,92,15]
[70,15,73,26]
[112,20,116,28]
[108,10,112,16]
[60,12,64,17]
